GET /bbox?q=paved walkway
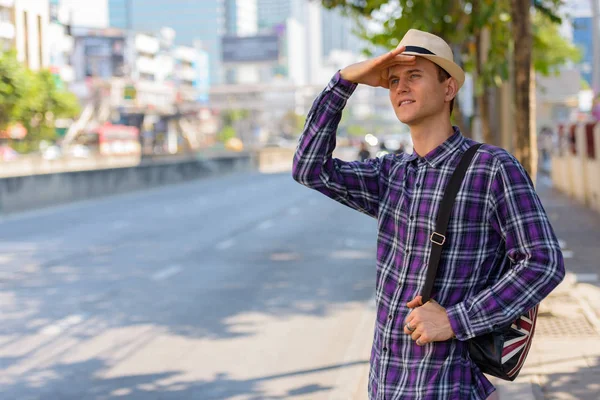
[492,176,600,400]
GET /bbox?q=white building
[13,0,49,70]
[0,0,15,51]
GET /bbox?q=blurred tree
[0,51,27,131]
[281,110,306,137]
[319,0,578,178]
[0,51,80,152]
[347,124,367,137]
[510,0,535,178]
[217,125,237,143]
[16,70,80,152]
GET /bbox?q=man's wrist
[339,68,356,84]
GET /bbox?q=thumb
[406,296,424,309]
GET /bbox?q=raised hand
[339,46,416,89]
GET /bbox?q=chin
[396,112,416,125]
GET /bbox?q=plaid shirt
[292,72,565,400]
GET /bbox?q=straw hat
[397,29,465,89]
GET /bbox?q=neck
[409,114,454,157]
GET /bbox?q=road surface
[0,171,379,400]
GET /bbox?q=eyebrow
[388,69,424,80]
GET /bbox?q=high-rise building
[106,0,259,85]
[225,0,257,36]
[257,0,291,30]
[321,6,361,59]
[573,16,594,87]
[256,0,363,85]
[108,0,128,29]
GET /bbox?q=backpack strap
[421,143,483,303]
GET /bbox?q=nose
[395,78,409,94]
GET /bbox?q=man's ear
[445,77,458,102]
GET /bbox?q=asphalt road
[0,170,379,400]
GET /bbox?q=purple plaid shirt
[292,72,565,400]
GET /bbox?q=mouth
[398,100,415,107]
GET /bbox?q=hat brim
[401,52,465,89]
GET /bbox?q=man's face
[388,57,451,126]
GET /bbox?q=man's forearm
[292,71,358,187]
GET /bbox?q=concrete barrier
[0,154,141,178]
[0,153,254,215]
[255,147,295,174]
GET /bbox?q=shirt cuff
[446,302,475,341]
[326,71,358,104]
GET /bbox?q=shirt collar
[407,126,465,168]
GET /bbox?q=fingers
[406,296,424,309]
[403,320,416,335]
[407,326,427,346]
[378,47,415,65]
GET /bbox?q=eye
[390,78,399,85]
[410,74,420,79]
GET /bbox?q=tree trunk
[475,28,493,144]
[510,0,535,180]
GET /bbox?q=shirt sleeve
[292,71,383,219]
[445,155,565,340]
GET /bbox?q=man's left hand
[403,296,455,346]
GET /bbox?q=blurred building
[106,0,233,85]
[572,16,594,88]
[0,0,15,51]
[8,0,49,70]
[48,0,75,85]
[562,0,600,93]
[224,0,257,36]
[71,26,126,81]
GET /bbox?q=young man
[292,29,565,400]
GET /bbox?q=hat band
[405,46,436,55]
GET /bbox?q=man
[292,29,565,400]
[359,141,371,161]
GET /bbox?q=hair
[436,65,454,116]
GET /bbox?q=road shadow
[1,355,368,399]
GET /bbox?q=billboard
[222,35,279,63]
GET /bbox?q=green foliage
[0,51,81,151]
[218,125,237,143]
[533,11,581,76]
[222,109,249,126]
[0,51,27,130]
[281,110,306,136]
[319,0,578,87]
[347,124,367,137]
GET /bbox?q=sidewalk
[492,177,600,400]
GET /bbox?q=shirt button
[416,183,421,188]
[388,314,393,321]
[405,249,410,255]
[410,216,415,221]
[383,347,388,352]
